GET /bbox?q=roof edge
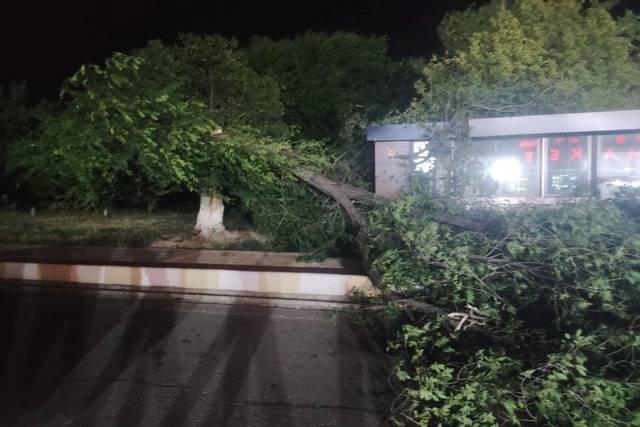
[367,109,640,141]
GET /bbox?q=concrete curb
[0,247,378,305]
[0,261,377,299]
[0,280,360,310]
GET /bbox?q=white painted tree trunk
[194,191,225,239]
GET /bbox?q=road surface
[0,284,392,426]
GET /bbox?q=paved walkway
[0,285,392,426]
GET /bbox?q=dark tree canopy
[174,34,287,137]
[247,32,421,146]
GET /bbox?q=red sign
[604,148,618,160]
[628,149,640,160]
[519,139,538,149]
[569,147,583,160]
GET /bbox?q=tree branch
[294,168,485,232]
[294,168,367,230]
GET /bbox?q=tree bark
[194,191,225,239]
[293,169,367,231]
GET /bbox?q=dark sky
[2,0,639,98]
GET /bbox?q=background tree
[246,32,422,184]
[174,34,288,137]
[8,38,299,236]
[407,0,640,122]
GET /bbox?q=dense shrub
[368,193,640,425]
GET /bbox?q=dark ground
[0,284,392,426]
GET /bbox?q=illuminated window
[546,136,589,195]
[597,133,640,188]
[412,141,434,173]
[474,138,540,196]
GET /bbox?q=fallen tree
[294,168,488,331]
[296,168,640,426]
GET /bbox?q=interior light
[488,157,522,182]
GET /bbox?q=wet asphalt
[0,284,392,426]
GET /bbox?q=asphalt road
[0,285,392,426]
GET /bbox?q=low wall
[0,261,374,299]
[0,247,377,301]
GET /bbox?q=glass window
[473,138,540,196]
[546,136,589,196]
[598,133,640,189]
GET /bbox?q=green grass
[0,209,196,247]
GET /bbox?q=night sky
[2,0,639,98]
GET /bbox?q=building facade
[367,110,640,201]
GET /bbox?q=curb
[0,279,359,310]
[0,261,376,299]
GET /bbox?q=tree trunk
[195,191,225,239]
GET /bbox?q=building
[367,109,640,201]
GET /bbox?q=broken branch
[294,168,489,331]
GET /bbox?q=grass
[0,209,196,247]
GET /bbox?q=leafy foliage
[8,39,294,210]
[9,46,212,208]
[247,32,421,182]
[6,32,367,256]
[370,193,640,425]
[243,179,350,257]
[406,0,640,122]
[377,4,640,423]
[174,34,288,136]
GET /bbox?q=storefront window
[546,136,589,195]
[474,138,540,196]
[598,133,640,188]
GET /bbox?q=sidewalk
[0,285,392,426]
[0,246,377,304]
